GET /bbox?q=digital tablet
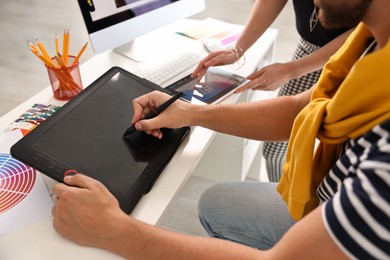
[167,67,247,104]
[11,67,190,214]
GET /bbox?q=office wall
[0,0,297,117]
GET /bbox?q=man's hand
[131,90,192,139]
[52,174,127,248]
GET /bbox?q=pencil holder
[46,55,83,101]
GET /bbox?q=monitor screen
[77,0,205,61]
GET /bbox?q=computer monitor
[77,0,206,62]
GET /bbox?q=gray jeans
[198,182,295,250]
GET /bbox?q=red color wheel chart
[0,153,36,213]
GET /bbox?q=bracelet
[228,44,246,70]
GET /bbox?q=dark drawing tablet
[11,67,190,213]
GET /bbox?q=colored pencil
[71,42,88,66]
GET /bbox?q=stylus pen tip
[124,125,136,136]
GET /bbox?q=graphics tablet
[11,67,190,214]
[167,67,246,104]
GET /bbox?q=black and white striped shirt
[317,118,390,259]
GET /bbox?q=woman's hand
[235,62,295,93]
[191,49,239,80]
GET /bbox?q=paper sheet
[176,18,242,47]
[0,130,53,236]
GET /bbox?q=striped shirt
[317,118,390,259]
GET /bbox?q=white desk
[0,19,277,259]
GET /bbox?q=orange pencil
[28,42,56,68]
[71,42,88,66]
[55,33,59,55]
[32,52,54,68]
[55,53,67,68]
[27,41,40,54]
[55,53,81,92]
[62,29,70,65]
[36,39,51,60]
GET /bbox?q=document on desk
[0,130,53,236]
[176,17,243,47]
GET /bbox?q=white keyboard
[131,52,203,86]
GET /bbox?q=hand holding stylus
[128,91,187,139]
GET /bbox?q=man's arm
[269,207,349,259]
[52,174,348,259]
[110,205,348,260]
[131,88,313,141]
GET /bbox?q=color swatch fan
[0,153,36,213]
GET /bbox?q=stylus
[123,92,183,136]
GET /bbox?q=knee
[198,183,225,236]
[198,183,236,228]
[198,183,224,218]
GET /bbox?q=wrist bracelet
[228,44,246,70]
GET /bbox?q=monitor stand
[114,30,174,63]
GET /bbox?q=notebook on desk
[11,67,190,214]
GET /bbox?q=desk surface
[0,19,277,259]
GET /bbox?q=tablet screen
[33,72,151,193]
[11,67,190,213]
[167,68,246,104]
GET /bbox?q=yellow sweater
[277,23,390,220]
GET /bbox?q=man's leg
[198,182,295,250]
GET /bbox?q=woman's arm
[282,28,354,80]
[236,0,288,52]
[235,28,354,92]
[192,0,288,80]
